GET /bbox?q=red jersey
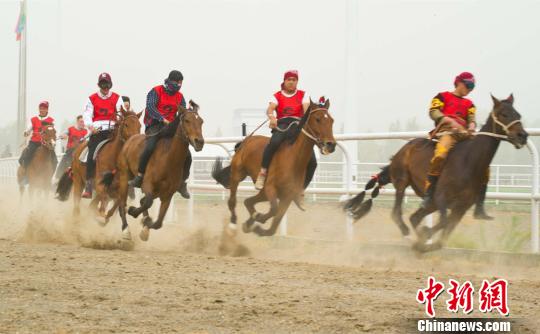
[274,90,306,119]
[430,91,476,126]
[66,126,88,149]
[151,85,183,123]
[30,116,54,143]
[89,92,120,122]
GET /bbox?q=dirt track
[1,196,540,333]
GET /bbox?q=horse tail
[343,164,392,221]
[101,171,115,188]
[212,157,232,189]
[55,168,73,201]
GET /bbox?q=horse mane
[158,112,183,139]
[285,104,313,145]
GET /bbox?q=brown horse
[105,101,204,241]
[211,98,336,237]
[17,123,57,198]
[344,94,528,252]
[55,108,142,219]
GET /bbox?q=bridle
[116,113,140,142]
[301,107,329,148]
[40,125,56,150]
[175,109,200,143]
[475,111,522,140]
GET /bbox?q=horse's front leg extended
[128,194,153,218]
[242,190,268,233]
[139,196,171,242]
[253,197,293,237]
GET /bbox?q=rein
[433,111,522,141]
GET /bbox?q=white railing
[1,129,539,253]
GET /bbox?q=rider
[122,96,132,112]
[128,70,192,199]
[254,70,317,191]
[19,101,57,173]
[422,72,492,218]
[56,115,88,179]
[82,72,123,198]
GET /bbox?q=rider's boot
[474,184,494,220]
[177,181,190,199]
[255,169,267,190]
[421,174,439,209]
[129,173,144,188]
[82,180,93,199]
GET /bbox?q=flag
[14,2,26,41]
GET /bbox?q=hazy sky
[1,0,540,136]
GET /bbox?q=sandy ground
[1,191,539,333]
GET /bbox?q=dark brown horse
[56,108,142,219]
[212,98,336,237]
[344,94,528,252]
[17,123,57,198]
[105,101,204,241]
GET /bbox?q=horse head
[178,100,204,152]
[488,94,528,149]
[40,122,57,151]
[117,106,142,140]
[300,97,336,155]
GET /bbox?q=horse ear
[136,110,143,119]
[189,99,200,112]
[324,98,330,109]
[491,94,501,107]
[506,93,514,105]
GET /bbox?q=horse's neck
[108,126,123,152]
[165,131,188,165]
[291,131,315,168]
[468,122,501,172]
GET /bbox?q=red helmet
[39,101,49,109]
[454,72,475,89]
[98,72,112,84]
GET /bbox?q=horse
[104,101,204,241]
[55,108,142,220]
[17,123,57,199]
[211,98,336,237]
[344,94,528,253]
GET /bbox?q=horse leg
[128,194,154,219]
[104,200,118,224]
[140,197,171,242]
[253,197,293,237]
[391,180,410,237]
[427,207,468,252]
[242,191,268,233]
[117,171,132,240]
[409,206,436,232]
[72,176,84,217]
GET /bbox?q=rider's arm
[302,93,310,112]
[115,96,123,111]
[146,89,165,124]
[180,95,187,108]
[83,98,94,130]
[429,94,445,125]
[24,119,32,136]
[267,102,278,128]
[467,104,477,129]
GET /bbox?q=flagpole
[17,0,27,152]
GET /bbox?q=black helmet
[167,70,183,82]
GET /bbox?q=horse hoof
[122,228,132,241]
[139,226,150,241]
[127,206,138,218]
[242,219,257,233]
[226,223,238,237]
[95,216,107,226]
[141,216,152,227]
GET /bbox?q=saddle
[79,139,111,163]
